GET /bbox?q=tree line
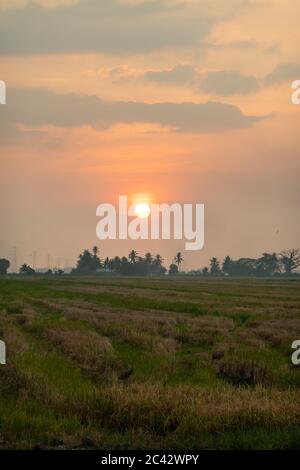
[73,247,174,276]
[0,248,299,277]
[197,249,300,277]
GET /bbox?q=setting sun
[134,203,151,219]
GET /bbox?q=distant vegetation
[1,247,299,277]
[0,258,10,275]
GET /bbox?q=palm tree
[145,252,153,264]
[173,252,183,269]
[112,256,122,271]
[210,257,221,275]
[104,256,110,270]
[92,245,99,257]
[154,254,163,266]
[128,250,138,264]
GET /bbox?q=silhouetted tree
[109,256,122,272]
[234,258,257,276]
[71,247,300,278]
[280,249,300,274]
[144,252,153,264]
[150,254,166,275]
[92,246,99,257]
[256,252,278,276]
[173,252,183,269]
[19,264,35,275]
[106,251,166,276]
[76,248,101,274]
[169,263,178,275]
[210,257,221,275]
[154,254,163,266]
[0,258,10,275]
[92,245,101,270]
[222,256,233,276]
[222,258,257,277]
[151,254,166,275]
[128,250,138,264]
[223,254,279,277]
[104,257,110,270]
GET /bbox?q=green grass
[1,275,300,449]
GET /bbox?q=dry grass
[1,276,300,449]
[217,360,269,387]
[43,327,124,379]
[93,383,300,434]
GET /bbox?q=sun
[134,203,151,219]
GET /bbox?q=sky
[0,0,299,271]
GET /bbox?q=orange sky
[0,0,299,270]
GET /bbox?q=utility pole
[12,246,17,273]
[32,251,37,270]
[47,253,51,270]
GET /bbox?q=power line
[32,251,37,270]
[12,246,17,273]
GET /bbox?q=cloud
[0,88,269,136]
[264,64,300,86]
[144,64,197,86]
[142,65,260,96]
[91,63,295,99]
[224,40,258,49]
[86,65,143,83]
[0,0,213,55]
[199,70,260,96]
[209,39,259,50]
[0,0,256,56]
[0,0,78,9]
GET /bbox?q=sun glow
[134,202,151,219]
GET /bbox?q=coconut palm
[104,256,110,270]
[173,252,183,269]
[128,250,138,264]
[154,254,163,266]
[92,245,99,257]
[145,252,153,264]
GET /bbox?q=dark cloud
[199,70,260,96]
[264,64,300,85]
[143,65,260,96]
[0,88,269,136]
[0,0,213,55]
[0,0,258,56]
[144,61,299,96]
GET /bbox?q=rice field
[0,276,300,449]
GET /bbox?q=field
[0,276,300,450]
